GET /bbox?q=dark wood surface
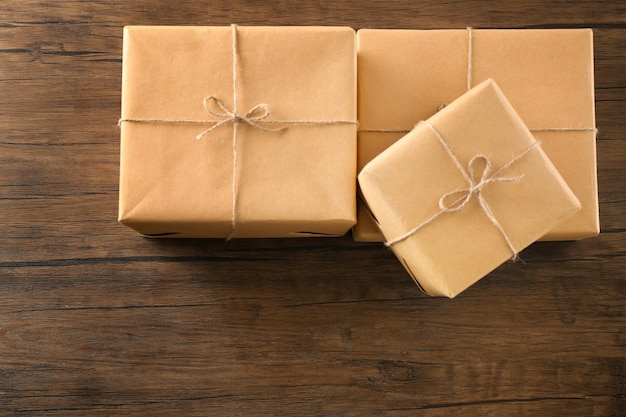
[1,1,625,415]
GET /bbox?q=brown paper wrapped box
[358,80,581,298]
[355,29,597,242]
[119,26,357,238]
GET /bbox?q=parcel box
[358,80,581,297]
[119,25,357,238]
[356,29,597,242]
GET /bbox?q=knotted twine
[119,24,358,239]
[384,121,541,261]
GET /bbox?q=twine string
[467,27,474,91]
[438,155,521,213]
[195,96,285,139]
[228,24,240,240]
[385,121,541,260]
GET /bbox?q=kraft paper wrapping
[355,29,597,242]
[358,80,581,298]
[118,26,357,238]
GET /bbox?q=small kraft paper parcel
[355,29,597,242]
[119,25,357,238]
[358,80,581,298]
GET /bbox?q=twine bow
[195,96,285,140]
[439,154,523,213]
[438,154,524,258]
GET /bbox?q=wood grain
[1,1,625,415]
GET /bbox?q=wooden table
[2,1,625,415]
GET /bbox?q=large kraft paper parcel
[355,29,598,242]
[119,26,357,238]
[358,80,581,298]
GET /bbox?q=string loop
[439,155,523,213]
[195,96,285,140]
